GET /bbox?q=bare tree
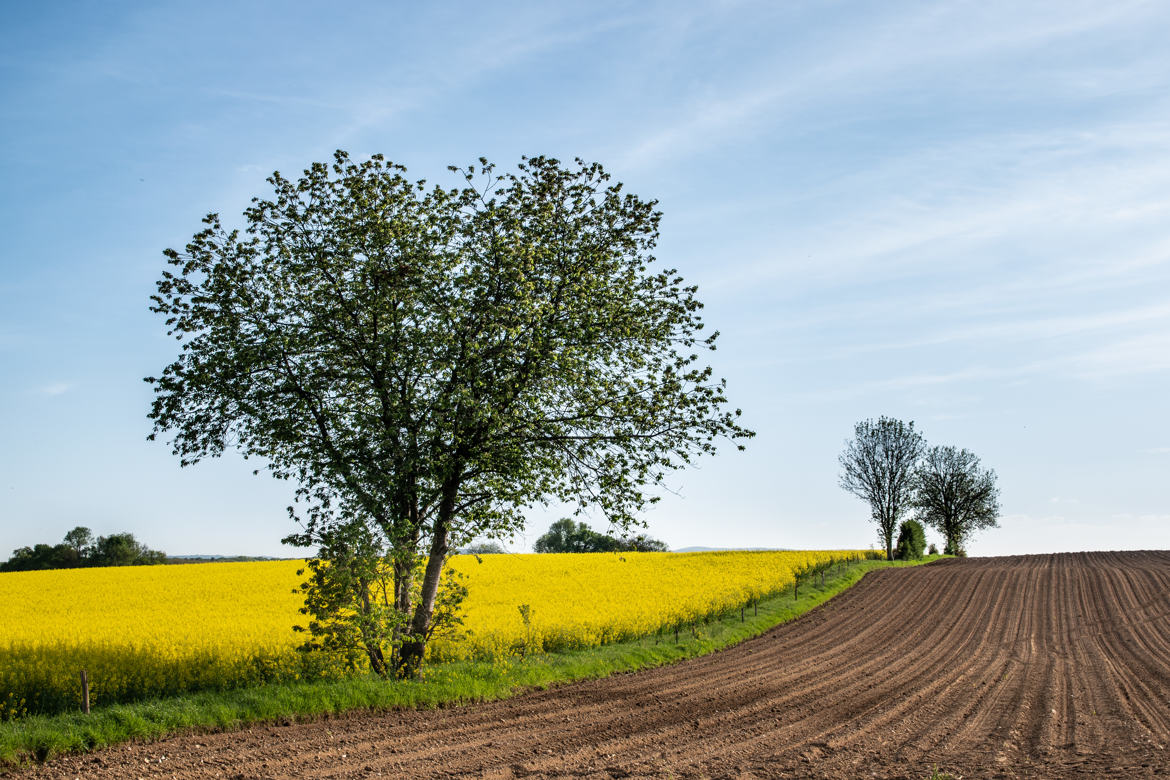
[839,417,925,560]
[912,446,1000,555]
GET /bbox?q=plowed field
[18,551,1170,778]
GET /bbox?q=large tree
[148,152,751,675]
[912,445,1000,555]
[838,417,925,560]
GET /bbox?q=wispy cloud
[39,382,70,396]
[706,119,1170,295]
[698,101,1170,393]
[1107,512,1170,526]
[771,325,1170,401]
[204,89,344,111]
[1066,331,1170,378]
[327,8,645,148]
[760,301,1170,365]
[774,365,1009,404]
[615,2,1165,171]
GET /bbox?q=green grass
[0,555,942,768]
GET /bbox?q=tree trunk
[945,530,961,556]
[384,505,419,667]
[365,643,387,677]
[358,583,388,677]
[392,554,414,620]
[396,506,452,678]
[884,513,895,561]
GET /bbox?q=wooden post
[80,670,90,714]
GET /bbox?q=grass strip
[0,556,940,768]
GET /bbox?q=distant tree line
[533,519,669,553]
[839,416,1001,560]
[0,527,166,572]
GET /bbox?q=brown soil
[16,551,1170,779]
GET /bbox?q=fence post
[80,670,90,715]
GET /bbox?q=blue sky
[2,1,1167,557]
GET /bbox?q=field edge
[0,555,941,770]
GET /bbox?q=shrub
[927,543,938,556]
[942,539,968,557]
[895,519,926,560]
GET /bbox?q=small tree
[839,417,925,560]
[913,445,1000,555]
[63,527,94,560]
[290,519,466,677]
[292,521,402,676]
[895,518,926,560]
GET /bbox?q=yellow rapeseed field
[0,550,861,718]
[431,550,858,660]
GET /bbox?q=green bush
[942,538,967,557]
[895,519,926,560]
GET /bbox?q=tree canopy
[533,518,669,553]
[148,151,751,674]
[0,527,165,572]
[838,417,925,561]
[912,445,1000,555]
